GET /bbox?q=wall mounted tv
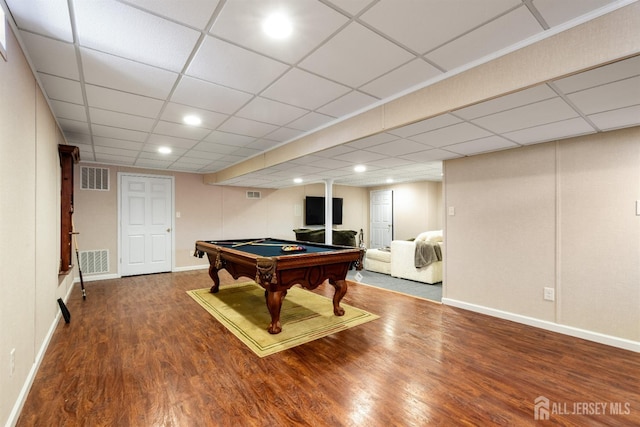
[305,196,343,225]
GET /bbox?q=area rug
[187,282,379,357]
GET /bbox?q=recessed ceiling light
[262,12,292,39]
[293,178,303,184]
[183,115,202,126]
[158,147,172,154]
[354,165,366,173]
[386,178,394,183]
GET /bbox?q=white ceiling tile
[74,0,200,72]
[368,157,415,168]
[427,6,542,71]
[335,149,388,163]
[153,121,211,141]
[204,131,255,147]
[532,0,618,27]
[264,127,304,142]
[160,103,228,130]
[360,0,520,54]
[93,137,144,151]
[388,114,462,137]
[58,119,90,135]
[19,32,79,79]
[171,77,253,114]
[588,105,640,131]
[262,68,351,110]
[182,149,227,160]
[324,0,374,16]
[94,153,136,165]
[210,0,349,64]
[299,22,414,87]
[236,97,308,126]
[410,122,493,147]
[445,135,519,155]
[135,159,175,169]
[124,0,221,29]
[472,97,579,134]
[94,145,140,158]
[250,138,283,151]
[218,117,279,138]
[502,117,595,145]
[553,55,640,94]
[37,73,83,104]
[48,100,86,122]
[455,85,558,120]
[89,108,155,133]
[85,85,164,118]
[317,91,379,118]
[91,124,148,142]
[80,48,178,99]
[6,0,73,41]
[177,155,221,166]
[286,112,335,131]
[187,36,289,93]
[146,134,199,150]
[360,59,443,99]
[567,76,640,115]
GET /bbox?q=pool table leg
[265,290,287,334]
[206,253,221,293]
[330,279,348,316]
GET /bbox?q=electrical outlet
[10,348,15,377]
[543,287,555,301]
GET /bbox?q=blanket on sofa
[414,241,442,268]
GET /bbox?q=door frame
[117,172,175,277]
[369,189,394,248]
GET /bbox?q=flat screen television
[305,196,343,225]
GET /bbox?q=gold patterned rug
[187,282,379,357]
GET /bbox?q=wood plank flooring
[17,270,640,426]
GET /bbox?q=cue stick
[71,218,86,300]
[232,239,265,247]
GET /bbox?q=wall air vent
[79,250,109,274]
[81,166,109,190]
[246,191,261,199]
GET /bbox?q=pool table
[194,238,365,334]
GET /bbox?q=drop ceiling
[3,0,639,188]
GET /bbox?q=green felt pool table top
[199,238,356,257]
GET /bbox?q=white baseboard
[442,298,640,353]
[5,284,76,427]
[75,273,120,282]
[173,264,208,272]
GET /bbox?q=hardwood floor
[17,270,640,426]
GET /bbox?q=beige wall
[1,25,75,426]
[73,170,370,276]
[444,127,640,344]
[368,181,443,242]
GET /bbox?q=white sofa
[389,230,444,284]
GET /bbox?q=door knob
[166,228,171,232]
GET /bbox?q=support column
[324,179,333,245]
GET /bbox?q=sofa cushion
[416,230,443,243]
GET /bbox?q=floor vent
[81,166,110,190]
[79,250,109,274]
[246,191,261,199]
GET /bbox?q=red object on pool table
[195,238,365,334]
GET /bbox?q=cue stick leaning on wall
[71,218,86,300]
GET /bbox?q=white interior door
[120,174,173,276]
[370,190,393,248]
